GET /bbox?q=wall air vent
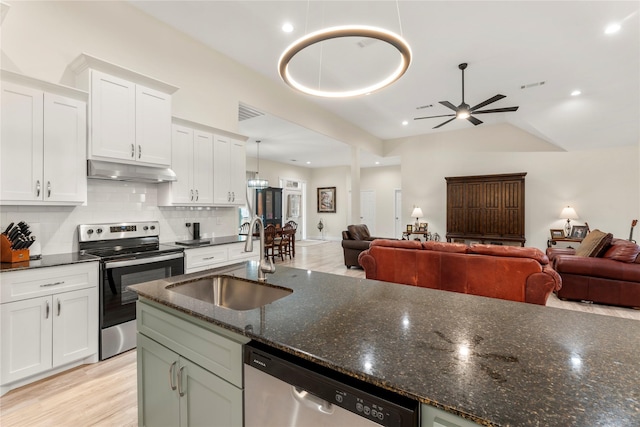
[238,103,265,122]
[520,81,546,89]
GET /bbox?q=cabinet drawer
[227,242,258,262]
[0,262,98,304]
[137,300,246,387]
[185,246,228,273]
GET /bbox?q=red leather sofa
[547,238,640,309]
[358,240,562,305]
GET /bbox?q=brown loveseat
[341,224,389,268]
[547,237,640,308]
[358,240,562,305]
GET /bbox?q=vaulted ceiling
[131,1,639,167]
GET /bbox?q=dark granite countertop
[129,262,640,426]
[0,252,99,272]
[167,234,252,248]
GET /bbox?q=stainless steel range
[78,221,184,360]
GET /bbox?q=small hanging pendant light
[247,140,269,189]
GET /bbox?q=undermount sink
[168,275,292,311]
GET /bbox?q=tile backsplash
[0,180,240,255]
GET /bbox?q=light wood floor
[1,240,638,426]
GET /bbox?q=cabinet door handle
[202,256,215,260]
[195,190,199,201]
[40,281,65,288]
[45,300,50,319]
[138,145,142,159]
[57,298,61,316]
[36,180,41,197]
[190,189,194,201]
[131,144,135,158]
[169,361,177,391]
[47,181,51,198]
[178,366,185,397]
[232,192,235,202]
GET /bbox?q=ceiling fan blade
[439,101,458,112]
[467,116,483,126]
[473,106,519,114]
[414,113,456,120]
[470,94,505,111]
[433,117,456,129]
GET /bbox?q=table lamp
[560,206,578,237]
[411,207,423,230]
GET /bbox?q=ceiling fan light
[456,110,470,119]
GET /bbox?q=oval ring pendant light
[278,25,412,98]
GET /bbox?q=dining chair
[263,224,278,262]
[239,222,250,235]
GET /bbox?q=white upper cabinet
[159,122,214,206]
[69,54,177,168]
[0,72,87,205]
[213,135,246,206]
[90,71,136,161]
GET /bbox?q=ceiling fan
[414,63,519,129]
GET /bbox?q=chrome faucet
[244,216,275,282]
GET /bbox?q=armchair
[341,224,389,268]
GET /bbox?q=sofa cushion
[423,241,469,253]
[469,244,549,265]
[603,239,640,263]
[575,229,613,257]
[371,239,422,249]
[347,224,370,241]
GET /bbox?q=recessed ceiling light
[306,161,311,164]
[375,161,380,165]
[402,120,408,126]
[282,23,294,33]
[571,90,582,96]
[604,23,621,35]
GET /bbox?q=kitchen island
[129,261,639,426]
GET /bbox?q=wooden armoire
[445,173,526,246]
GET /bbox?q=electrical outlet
[185,223,191,227]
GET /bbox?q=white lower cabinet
[0,262,99,395]
[184,242,259,274]
[137,299,248,427]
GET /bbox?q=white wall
[387,124,639,250]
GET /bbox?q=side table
[547,237,583,248]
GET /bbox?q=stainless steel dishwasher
[244,341,418,427]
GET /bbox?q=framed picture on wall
[419,223,428,231]
[406,224,413,232]
[317,187,336,213]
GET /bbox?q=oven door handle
[104,252,184,269]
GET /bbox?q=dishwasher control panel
[245,342,418,427]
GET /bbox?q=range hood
[87,160,177,183]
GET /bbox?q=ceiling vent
[238,104,265,122]
[520,81,546,89]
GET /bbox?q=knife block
[1,234,29,263]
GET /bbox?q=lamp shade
[411,207,423,218]
[560,206,578,220]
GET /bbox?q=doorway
[394,189,402,238]
[281,178,305,240]
[360,190,376,235]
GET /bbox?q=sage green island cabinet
[136,299,249,427]
[421,404,481,427]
